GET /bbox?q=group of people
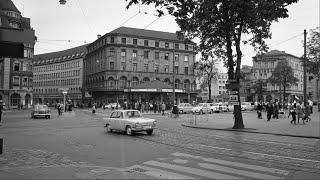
[256,99,313,124]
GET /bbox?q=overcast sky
[12,0,319,68]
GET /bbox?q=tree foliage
[125,0,298,128]
[307,27,320,78]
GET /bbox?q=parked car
[178,103,193,114]
[104,103,121,109]
[241,102,255,111]
[210,102,228,113]
[104,110,156,136]
[31,104,51,119]
[192,103,212,114]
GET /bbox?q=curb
[181,123,320,139]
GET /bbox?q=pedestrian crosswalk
[125,152,289,179]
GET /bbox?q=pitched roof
[33,44,88,65]
[0,0,20,13]
[131,80,173,89]
[108,26,190,43]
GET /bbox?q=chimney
[97,34,101,39]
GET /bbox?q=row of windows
[254,60,303,71]
[24,48,33,58]
[13,61,32,72]
[34,78,80,87]
[12,76,33,87]
[4,11,20,18]
[34,70,81,80]
[89,35,194,53]
[34,87,81,94]
[34,61,81,72]
[87,61,193,75]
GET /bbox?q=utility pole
[303,29,307,106]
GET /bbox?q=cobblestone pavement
[1,108,319,179]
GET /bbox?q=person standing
[273,100,279,119]
[296,102,303,124]
[92,103,96,114]
[266,101,273,121]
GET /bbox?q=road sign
[230,95,238,102]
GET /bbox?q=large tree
[267,60,299,105]
[306,27,320,108]
[126,0,298,129]
[194,51,219,102]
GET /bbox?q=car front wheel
[106,124,112,133]
[126,126,133,136]
[146,129,153,135]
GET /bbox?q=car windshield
[126,111,141,118]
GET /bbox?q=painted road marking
[172,152,289,176]
[143,160,243,179]
[199,163,284,179]
[195,144,320,164]
[127,165,197,179]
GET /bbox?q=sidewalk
[182,107,320,139]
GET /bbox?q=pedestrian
[266,101,273,121]
[256,101,263,119]
[161,102,166,116]
[305,102,311,122]
[296,102,303,124]
[92,103,96,114]
[273,100,279,119]
[0,100,3,124]
[57,103,61,115]
[290,103,297,124]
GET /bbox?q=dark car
[31,104,51,119]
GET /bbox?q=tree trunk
[232,34,244,129]
[283,85,286,108]
[208,80,212,102]
[317,78,319,111]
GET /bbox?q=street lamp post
[172,49,176,104]
[62,90,67,112]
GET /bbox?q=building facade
[239,65,254,102]
[33,45,87,106]
[84,27,197,106]
[0,0,35,109]
[252,50,304,103]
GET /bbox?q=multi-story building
[33,45,87,106]
[212,72,229,102]
[84,27,197,106]
[0,0,35,109]
[252,50,304,103]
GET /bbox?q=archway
[25,94,31,105]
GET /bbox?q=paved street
[0,108,320,179]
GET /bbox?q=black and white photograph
[0,0,319,179]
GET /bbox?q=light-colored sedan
[241,102,255,111]
[104,110,156,136]
[31,104,51,119]
[178,103,193,114]
[210,102,228,113]
[192,103,212,114]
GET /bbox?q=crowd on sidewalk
[255,99,314,124]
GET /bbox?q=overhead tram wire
[75,0,96,35]
[270,32,304,47]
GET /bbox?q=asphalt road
[0,108,319,179]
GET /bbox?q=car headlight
[153,121,157,126]
[134,123,141,128]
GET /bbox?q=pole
[63,94,66,112]
[303,29,307,106]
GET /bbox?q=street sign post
[230,95,238,102]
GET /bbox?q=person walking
[290,103,297,124]
[161,102,166,116]
[92,103,96,114]
[296,102,303,124]
[0,100,3,124]
[57,103,61,115]
[273,100,279,119]
[266,101,273,121]
[304,102,311,122]
[256,101,263,119]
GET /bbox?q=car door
[109,111,117,129]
